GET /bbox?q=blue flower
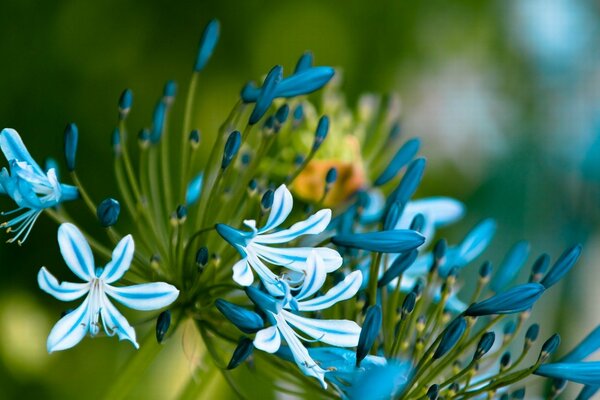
[38,223,179,352]
[0,129,79,243]
[464,283,546,316]
[216,184,342,296]
[247,252,362,388]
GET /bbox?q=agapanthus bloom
[38,223,179,351]
[0,128,78,243]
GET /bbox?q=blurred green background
[1,0,599,398]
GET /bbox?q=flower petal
[38,267,89,302]
[105,282,179,311]
[295,251,327,301]
[57,223,95,281]
[100,296,139,348]
[297,270,362,311]
[252,244,342,273]
[46,295,91,352]
[232,258,254,286]
[253,325,281,353]
[100,235,134,284]
[0,128,44,175]
[282,310,361,347]
[259,184,293,233]
[255,209,331,244]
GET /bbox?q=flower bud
[221,130,241,170]
[194,19,220,72]
[474,332,495,360]
[215,299,265,334]
[356,305,382,367]
[433,317,467,359]
[155,310,171,343]
[96,198,120,227]
[312,115,329,152]
[64,123,78,171]
[118,89,133,119]
[227,337,254,370]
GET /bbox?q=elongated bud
[155,310,171,343]
[529,253,550,282]
[503,320,516,343]
[227,337,254,369]
[293,104,304,124]
[386,158,426,212]
[263,116,275,134]
[474,332,495,360]
[374,138,420,186]
[194,19,220,72]
[64,123,78,171]
[378,249,418,287]
[540,245,582,289]
[409,213,425,233]
[215,299,265,334]
[479,261,492,283]
[464,283,545,316]
[500,351,511,370]
[539,333,561,362]
[312,115,329,152]
[383,200,404,230]
[325,167,337,192]
[401,291,416,315]
[433,317,467,359]
[432,238,447,272]
[294,51,313,73]
[249,65,283,125]
[196,247,209,268]
[112,128,121,155]
[261,189,274,213]
[332,230,425,254]
[247,179,258,196]
[162,80,177,104]
[189,129,200,149]
[491,240,530,292]
[356,305,382,367]
[426,384,439,400]
[118,89,133,119]
[97,198,120,227]
[221,130,241,169]
[524,323,540,350]
[138,128,150,149]
[275,104,289,125]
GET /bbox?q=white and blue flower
[0,128,79,243]
[38,223,179,352]
[216,184,342,296]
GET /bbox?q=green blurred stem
[367,252,382,307]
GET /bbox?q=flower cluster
[1,17,598,400]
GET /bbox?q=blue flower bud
[151,101,167,143]
[240,152,251,166]
[374,138,420,186]
[221,130,241,170]
[511,388,525,399]
[409,213,425,233]
[118,89,133,119]
[540,244,582,289]
[479,261,492,280]
[356,305,382,367]
[96,198,120,227]
[261,189,274,212]
[293,104,304,122]
[426,384,439,400]
[312,115,329,152]
[539,333,561,362]
[155,310,171,343]
[215,298,265,334]
[138,128,150,148]
[491,241,530,292]
[227,337,254,369]
[378,250,418,287]
[176,205,187,222]
[294,51,313,73]
[386,158,426,211]
[325,167,337,186]
[402,291,417,315]
[64,123,78,171]
[529,253,550,282]
[245,286,281,314]
[383,201,404,230]
[503,320,516,342]
[332,230,425,254]
[275,104,289,125]
[163,80,177,102]
[535,360,600,387]
[525,323,540,348]
[194,19,220,72]
[433,317,467,359]
[465,283,545,316]
[576,385,599,400]
[247,179,258,195]
[189,129,200,148]
[185,173,203,205]
[501,352,511,368]
[474,331,495,360]
[249,65,283,125]
[276,66,335,98]
[112,128,121,155]
[195,247,209,267]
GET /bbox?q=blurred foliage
[1,0,599,398]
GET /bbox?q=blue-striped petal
[535,361,600,386]
[57,223,95,281]
[253,325,281,353]
[283,310,361,347]
[232,258,254,286]
[258,184,293,233]
[297,270,362,312]
[46,295,91,352]
[100,296,138,348]
[100,234,134,283]
[252,244,342,273]
[295,251,327,301]
[38,267,89,302]
[0,128,44,175]
[255,209,331,244]
[105,282,179,311]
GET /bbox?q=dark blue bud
[294,51,313,73]
[221,130,241,169]
[474,331,495,360]
[263,115,275,132]
[176,205,187,222]
[96,198,120,227]
[525,323,540,345]
[151,101,167,143]
[215,299,265,334]
[332,230,425,254]
[163,80,177,101]
[64,123,78,171]
[118,89,133,118]
[434,317,467,359]
[356,305,382,367]
[138,128,150,147]
[275,104,289,124]
[312,115,329,151]
[491,240,530,292]
[426,384,439,400]
[374,138,420,186]
[240,82,257,103]
[409,213,425,233]
[247,179,258,193]
[245,286,281,314]
[386,158,426,211]
[249,65,283,125]
[155,310,171,343]
[240,152,251,166]
[195,247,209,267]
[325,167,337,185]
[227,337,254,369]
[112,128,121,155]
[434,239,447,262]
[293,104,304,122]
[383,201,404,230]
[539,333,561,361]
[261,189,274,212]
[530,253,550,282]
[378,250,418,287]
[194,18,220,72]
[294,154,304,166]
[402,291,417,314]
[535,360,600,387]
[501,352,511,368]
[479,261,493,279]
[540,244,582,289]
[465,283,545,316]
[511,388,525,399]
[503,320,516,337]
[189,129,200,148]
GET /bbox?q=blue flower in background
[38,223,179,352]
[0,128,79,244]
[246,252,362,388]
[216,184,342,296]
